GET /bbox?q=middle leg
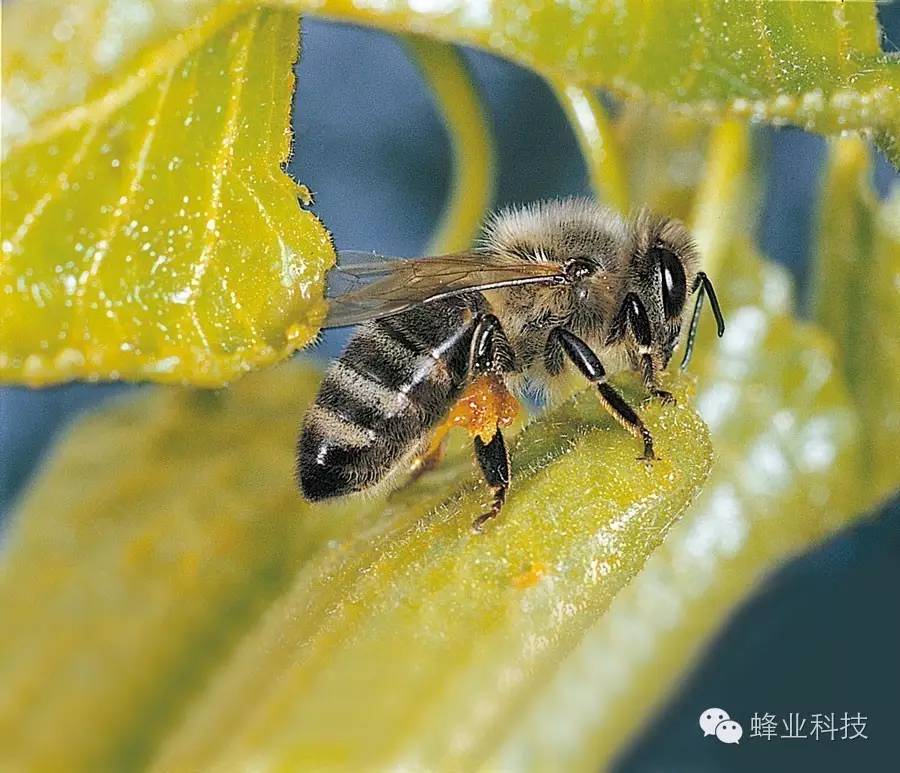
[549,327,656,460]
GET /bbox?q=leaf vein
[188,14,259,351]
[7,124,101,254]
[74,66,175,325]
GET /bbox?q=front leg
[639,356,675,405]
[620,293,675,405]
[549,327,656,460]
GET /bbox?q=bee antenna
[701,273,725,338]
[679,272,725,371]
[679,286,704,370]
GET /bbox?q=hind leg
[407,313,519,491]
[471,427,510,532]
[403,314,521,527]
[405,373,520,485]
[407,430,448,484]
[464,314,517,530]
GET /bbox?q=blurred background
[2,8,899,771]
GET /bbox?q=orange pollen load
[446,374,520,443]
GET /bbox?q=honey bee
[298,198,724,530]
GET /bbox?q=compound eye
[652,246,687,318]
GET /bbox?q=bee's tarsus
[472,428,509,531]
[472,493,505,533]
[651,388,676,405]
[638,425,656,461]
[597,381,656,462]
[640,352,667,400]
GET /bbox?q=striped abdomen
[298,298,476,501]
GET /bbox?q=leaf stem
[404,37,495,253]
[551,80,629,213]
[689,119,749,276]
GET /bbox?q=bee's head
[626,210,700,367]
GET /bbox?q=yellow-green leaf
[814,137,900,506]
[1,4,333,387]
[0,365,334,770]
[0,364,712,770]
[487,239,864,771]
[299,0,900,165]
[475,119,869,770]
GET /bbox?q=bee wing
[323,251,566,329]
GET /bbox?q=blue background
[2,9,899,771]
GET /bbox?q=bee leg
[469,315,516,531]
[470,313,516,375]
[550,327,656,461]
[459,315,517,530]
[408,370,520,495]
[472,428,510,532]
[640,355,675,405]
[621,293,675,405]
[407,433,447,485]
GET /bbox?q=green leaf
[487,238,865,770]
[299,0,900,166]
[0,365,332,770]
[5,0,896,391]
[1,4,333,387]
[0,365,712,770]
[2,4,893,769]
[469,120,870,770]
[814,137,900,506]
